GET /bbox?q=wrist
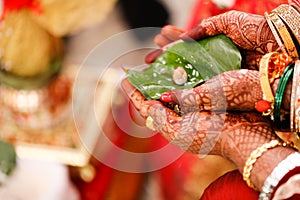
[248,146,295,190]
[226,141,295,190]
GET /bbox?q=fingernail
[160,92,172,103]
[145,49,163,64]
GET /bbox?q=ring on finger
[146,116,156,131]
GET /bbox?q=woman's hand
[160,68,291,114]
[161,69,263,112]
[121,79,273,156]
[121,78,295,190]
[146,10,279,69]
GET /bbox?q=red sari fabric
[200,170,259,200]
[186,0,288,30]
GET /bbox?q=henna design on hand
[122,78,296,190]
[184,10,278,54]
[168,69,263,113]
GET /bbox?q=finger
[148,101,275,157]
[121,78,160,118]
[145,26,185,64]
[160,69,263,112]
[144,49,163,64]
[153,34,172,47]
[180,11,276,54]
[160,25,184,41]
[180,13,225,41]
[146,102,223,154]
[121,78,146,111]
[145,33,177,64]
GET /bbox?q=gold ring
[146,116,156,131]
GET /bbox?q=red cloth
[2,0,43,19]
[200,170,259,200]
[186,0,288,30]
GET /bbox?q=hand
[121,78,295,190]
[146,10,279,69]
[159,69,291,113]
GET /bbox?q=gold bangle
[291,2,300,13]
[264,12,286,54]
[259,52,278,113]
[272,4,300,53]
[290,1,300,11]
[268,12,298,59]
[243,140,281,190]
[290,60,300,132]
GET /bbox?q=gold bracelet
[264,12,286,54]
[290,1,300,11]
[243,140,281,190]
[268,12,298,59]
[290,60,300,132]
[290,2,300,12]
[259,52,277,115]
[272,4,300,54]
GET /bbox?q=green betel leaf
[127,34,241,100]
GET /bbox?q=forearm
[251,146,295,190]
[215,112,296,191]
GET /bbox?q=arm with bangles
[123,1,300,199]
[121,74,298,199]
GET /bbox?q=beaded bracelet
[259,152,300,200]
[274,63,294,130]
[243,140,282,190]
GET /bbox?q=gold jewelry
[146,116,156,131]
[264,12,286,54]
[290,61,300,132]
[290,1,300,10]
[243,140,281,190]
[259,52,278,115]
[268,12,298,59]
[281,60,300,151]
[291,2,300,13]
[272,4,300,53]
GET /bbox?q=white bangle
[259,152,300,200]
